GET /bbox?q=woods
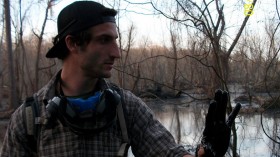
[0,0,280,156]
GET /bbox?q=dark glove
[197,89,241,157]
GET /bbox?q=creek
[127,98,280,157]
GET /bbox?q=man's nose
[110,43,121,58]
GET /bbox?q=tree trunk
[170,30,178,89]
[4,0,18,109]
[35,1,50,91]
[0,10,5,107]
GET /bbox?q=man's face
[74,22,120,78]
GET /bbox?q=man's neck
[60,68,98,97]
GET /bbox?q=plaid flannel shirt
[0,72,190,157]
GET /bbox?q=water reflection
[237,113,280,157]
[153,103,205,146]
[128,99,280,157]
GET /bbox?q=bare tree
[259,1,280,149]
[4,0,18,109]
[118,24,136,89]
[33,0,53,91]
[151,0,257,156]
[0,7,5,107]
[170,29,179,89]
[13,0,34,98]
[126,0,257,156]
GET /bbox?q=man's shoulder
[108,84,140,102]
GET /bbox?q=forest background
[1,0,279,108]
[1,0,280,156]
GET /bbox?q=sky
[1,0,278,48]
[43,0,170,46]
[47,0,278,47]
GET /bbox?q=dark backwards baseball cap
[46,1,117,58]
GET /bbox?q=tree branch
[226,0,257,57]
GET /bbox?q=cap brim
[46,40,64,58]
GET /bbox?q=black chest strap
[23,94,42,155]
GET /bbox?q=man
[0,1,240,157]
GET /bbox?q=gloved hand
[197,89,241,157]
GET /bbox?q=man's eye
[100,36,111,44]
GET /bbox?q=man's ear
[65,35,78,54]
